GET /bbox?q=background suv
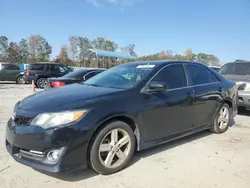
[0,63,25,84]
[220,60,250,110]
[24,62,72,88]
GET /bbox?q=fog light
[47,150,60,162]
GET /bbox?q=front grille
[238,83,246,91]
[14,116,33,125]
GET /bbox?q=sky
[1,0,250,63]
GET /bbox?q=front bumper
[5,118,90,173]
[238,91,250,110]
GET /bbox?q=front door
[49,64,68,77]
[141,64,195,142]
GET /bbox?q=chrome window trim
[142,63,221,93]
[83,71,99,80]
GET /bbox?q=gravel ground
[0,83,250,188]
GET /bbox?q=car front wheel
[89,121,135,175]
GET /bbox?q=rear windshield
[220,63,250,75]
[29,64,45,71]
[62,69,88,78]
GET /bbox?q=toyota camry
[5,60,238,175]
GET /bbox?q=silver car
[220,61,250,110]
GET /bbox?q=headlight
[30,110,87,129]
[244,83,250,91]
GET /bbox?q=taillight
[51,81,66,88]
[26,71,30,76]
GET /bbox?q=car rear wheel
[16,75,25,84]
[210,103,231,134]
[89,121,135,175]
[36,78,48,89]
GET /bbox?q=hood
[18,83,122,112]
[222,74,250,83]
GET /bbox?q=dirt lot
[1,83,250,188]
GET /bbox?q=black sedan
[47,68,105,88]
[6,60,238,175]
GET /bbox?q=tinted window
[186,64,210,85]
[59,65,67,73]
[62,69,88,78]
[84,71,100,80]
[50,64,60,72]
[210,71,220,82]
[30,64,45,71]
[2,64,19,70]
[153,64,187,89]
[220,62,250,75]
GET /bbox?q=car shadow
[0,82,16,84]
[129,130,212,166]
[237,107,250,116]
[41,130,213,182]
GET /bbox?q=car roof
[73,68,105,72]
[35,62,61,65]
[225,60,250,64]
[127,60,203,66]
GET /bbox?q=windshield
[62,69,88,78]
[220,63,250,75]
[84,64,156,89]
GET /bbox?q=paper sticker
[136,64,155,69]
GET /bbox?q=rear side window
[2,64,19,70]
[210,71,220,82]
[30,64,45,71]
[186,64,211,85]
[84,71,100,80]
[152,64,187,89]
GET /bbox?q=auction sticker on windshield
[136,64,155,69]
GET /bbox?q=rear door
[185,64,221,128]
[28,64,46,80]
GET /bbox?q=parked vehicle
[6,60,237,175]
[0,63,25,84]
[24,62,72,89]
[47,68,105,88]
[208,66,221,72]
[220,60,250,110]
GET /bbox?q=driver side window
[152,64,187,89]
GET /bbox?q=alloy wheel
[17,76,25,84]
[98,128,131,168]
[38,79,48,88]
[217,107,229,129]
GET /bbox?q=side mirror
[148,81,167,92]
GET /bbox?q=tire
[89,121,135,175]
[210,103,231,134]
[16,75,25,84]
[36,77,48,89]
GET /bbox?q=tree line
[138,49,221,66]
[0,35,220,67]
